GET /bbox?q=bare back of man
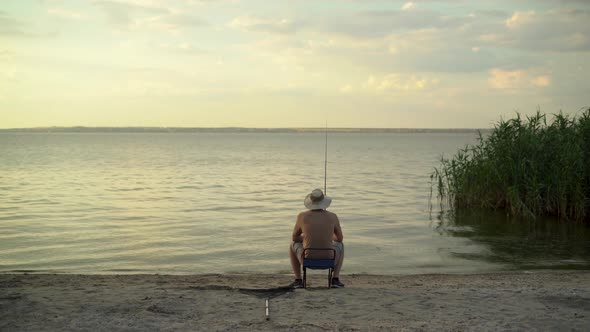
[289,189,344,288]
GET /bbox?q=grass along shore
[432,109,590,222]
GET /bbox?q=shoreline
[2,271,589,331]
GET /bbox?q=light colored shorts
[291,241,343,260]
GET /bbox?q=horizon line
[0,125,492,131]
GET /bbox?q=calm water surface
[1,132,589,274]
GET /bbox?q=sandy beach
[1,271,589,331]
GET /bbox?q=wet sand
[1,272,589,331]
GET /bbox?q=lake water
[1,132,589,275]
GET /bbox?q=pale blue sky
[1,0,589,128]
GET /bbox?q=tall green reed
[432,108,590,222]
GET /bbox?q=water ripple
[2,132,586,274]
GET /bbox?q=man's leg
[333,242,344,278]
[289,242,302,279]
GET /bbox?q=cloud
[47,8,87,20]
[488,68,525,89]
[374,28,515,73]
[566,32,589,48]
[93,0,205,32]
[185,0,239,4]
[339,84,352,93]
[164,14,206,28]
[0,10,57,37]
[478,33,500,43]
[401,2,415,11]
[308,5,589,76]
[158,42,207,55]
[488,68,551,89]
[321,9,473,38]
[135,14,206,32]
[223,3,589,78]
[476,9,510,18]
[231,4,580,76]
[0,66,16,81]
[0,49,13,58]
[486,9,590,52]
[0,11,26,36]
[364,74,439,92]
[93,0,167,26]
[505,11,536,29]
[229,15,299,34]
[530,75,551,87]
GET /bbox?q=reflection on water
[434,209,590,270]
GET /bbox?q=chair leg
[303,267,307,288]
[328,268,333,288]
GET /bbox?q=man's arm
[292,213,303,242]
[333,214,343,242]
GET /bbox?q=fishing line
[324,121,328,195]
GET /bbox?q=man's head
[304,188,332,210]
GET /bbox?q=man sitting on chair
[289,188,344,288]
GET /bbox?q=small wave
[0,269,60,274]
[106,187,151,192]
[0,186,17,191]
[176,185,200,190]
[205,184,225,188]
[104,268,146,273]
[0,214,53,221]
[181,205,255,213]
[4,198,59,205]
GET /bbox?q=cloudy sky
[1,0,589,128]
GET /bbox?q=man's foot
[331,278,345,288]
[289,279,304,289]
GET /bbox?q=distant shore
[0,126,490,134]
[1,271,588,331]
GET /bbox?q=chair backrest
[302,248,335,270]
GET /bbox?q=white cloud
[505,11,536,29]
[531,75,551,87]
[47,8,86,20]
[495,9,590,51]
[132,14,205,33]
[93,1,205,33]
[401,2,415,11]
[478,33,500,43]
[0,67,16,80]
[0,49,14,60]
[566,32,589,48]
[364,74,439,92]
[488,68,551,89]
[488,68,525,89]
[229,15,297,34]
[158,41,206,54]
[339,84,352,93]
[93,0,167,26]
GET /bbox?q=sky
[1,0,589,128]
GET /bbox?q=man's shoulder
[297,210,311,219]
[325,210,338,217]
[298,210,338,219]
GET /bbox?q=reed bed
[432,108,590,222]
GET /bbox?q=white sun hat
[304,188,332,210]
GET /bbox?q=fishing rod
[324,121,328,195]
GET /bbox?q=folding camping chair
[302,248,336,288]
